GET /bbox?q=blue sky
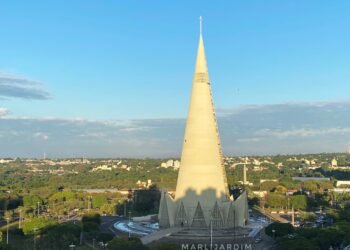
[1,1,350,157]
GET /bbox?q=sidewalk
[141,227,182,245]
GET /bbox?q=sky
[1,1,350,158]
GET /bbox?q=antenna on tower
[199,16,203,35]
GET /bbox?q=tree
[92,194,108,208]
[100,203,116,215]
[83,221,99,233]
[82,213,101,225]
[82,213,101,233]
[23,195,42,209]
[260,181,279,192]
[39,223,81,250]
[290,195,308,210]
[274,185,287,194]
[303,181,318,193]
[265,222,294,238]
[22,217,57,235]
[108,237,149,250]
[315,228,344,250]
[277,237,319,250]
[96,233,114,243]
[266,193,287,209]
[133,185,160,215]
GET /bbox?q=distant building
[260,179,278,184]
[90,165,112,172]
[239,165,253,186]
[160,159,180,169]
[252,191,267,198]
[292,177,330,182]
[253,159,261,166]
[308,165,321,170]
[336,180,350,187]
[331,159,338,168]
[333,188,350,193]
[173,160,180,169]
[166,159,174,167]
[286,189,298,196]
[0,159,14,164]
[303,159,310,165]
[136,179,152,188]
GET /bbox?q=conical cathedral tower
[158,17,248,229]
[175,17,229,204]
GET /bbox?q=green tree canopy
[108,237,149,250]
[265,222,294,238]
[277,237,319,250]
[22,217,57,235]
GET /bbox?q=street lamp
[33,227,38,250]
[19,208,22,229]
[209,210,213,250]
[69,243,76,250]
[37,201,40,216]
[128,211,132,239]
[6,217,9,245]
[101,242,108,249]
[272,229,276,240]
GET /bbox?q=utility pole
[6,217,9,245]
[292,206,295,227]
[19,208,22,229]
[210,210,213,250]
[37,202,40,216]
[33,227,38,250]
[88,196,92,211]
[128,211,132,239]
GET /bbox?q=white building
[166,159,174,167]
[331,159,338,167]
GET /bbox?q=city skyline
[1,1,350,157]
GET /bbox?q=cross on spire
[199,16,202,35]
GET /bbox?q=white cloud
[0,71,51,100]
[0,108,9,117]
[255,127,350,138]
[1,100,350,157]
[33,132,49,140]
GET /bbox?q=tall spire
[158,18,249,230]
[175,17,229,204]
